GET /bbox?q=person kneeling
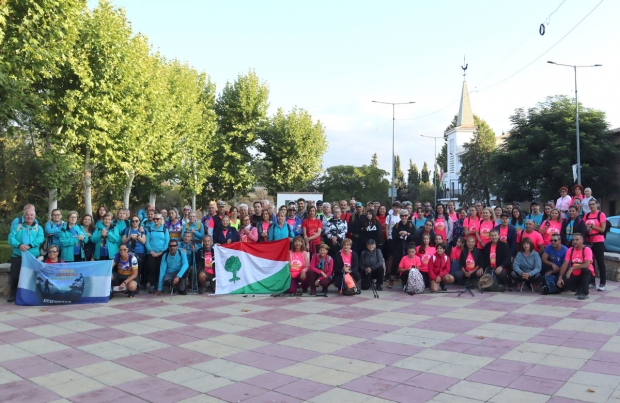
[511,237,542,292]
[429,243,454,293]
[398,243,421,289]
[195,235,215,293]
[307,244,333,296]
[111,246,139,298]
[153,240,188,296]
[455,236,483,285]
[360,239,385,291]
[557,233,593,300]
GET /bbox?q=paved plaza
[2,285,620,403]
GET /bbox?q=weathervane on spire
[461,56,468,78]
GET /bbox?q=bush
[0,242,11,263]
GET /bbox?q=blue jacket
[59,223,89,262]
[45,221,65,247]
[213,226,239,245]
[158,250,188,290]
[286,216,303,237]
[179,241,195,266]
[182,221,205,243]
[11,216,39,232]
[90,222,121,260]
[8,222,45,258]
[146,224,169,253]
[268,222,294,242]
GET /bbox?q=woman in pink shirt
[571,184,584,206]
[584,198,607,291]
[556,186,572,219]
[477,207,495,249]
[539,208,562,246]
[238,216,258,243]
[463,206,480,240]
[416,234,436,287]
[287,236,310,295]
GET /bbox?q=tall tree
[437,142,448,172]
[257,107,327,195]
[211,70,269,201]
[405,160,420,201]
[492,95,617,202]
[370,153,379,167]
[317,165,389,205]
[394,155,406,199]
[421,162,430,184]
[459,116,497,205]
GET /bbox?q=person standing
[44,209,64,249]
[145,214,170,293]
[7,208,44,302]
[584,198,607,291]
[91,213,121,261]
[556,186,572,219]
[388,210,414,289]
[59,211,88,262]
[561,205,587,248]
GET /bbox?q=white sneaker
[597,285,606,291]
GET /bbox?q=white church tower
[442,63,476,202]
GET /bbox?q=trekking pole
[372,278,379,299]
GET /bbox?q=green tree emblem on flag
[225,256,242,283]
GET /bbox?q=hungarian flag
[214,238,291,295]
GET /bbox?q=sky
[93,0,619,176]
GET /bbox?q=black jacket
[459,247,483,271]
[560,217,587,248]
[482,241,511,269]
[391,221,414,256]
[362,219,384,247]
[493,224,518,257]
[194,247,214,272]
[333,251,359,276]
[413,228,437,247]
[359,249,384,271]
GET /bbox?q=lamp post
[372,101,416,203]
[547,61,602,185]
[421,135,444,207]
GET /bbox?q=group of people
[5,183,608,302]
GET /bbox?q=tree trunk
[48,189,58,220]
[192,162,197,211]
[149,192,157,207]
[84,147,93,216]
[123,171,135,209]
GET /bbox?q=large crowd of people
[5,184,609,302]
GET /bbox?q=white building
[440,78,476,204]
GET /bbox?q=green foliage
[459,116,497,205]
[225,255,242,283]
[402,160,420,201]
[257,107,327,195]
[317,164,390,205]
[492,96,617,203]
[437,142,448,172]
[394,155,405,199]
[211,70,269,200]
[370,153,378,167]
[421,162,430,184]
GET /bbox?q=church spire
[457,57,474,127]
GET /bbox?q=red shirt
[450,246,462,261]
[303,218,322,247]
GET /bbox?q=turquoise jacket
[181,221,204,243]
[8,222,45,258]
[45,221,65,247]
[90,221,121,260]
[59,223,89,262]
[158,250,188,290]
[146,224,169,253]
[268,222,294,242]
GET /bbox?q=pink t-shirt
[416,246,436,273]
[399,255,422,271]
[584,212,607,243]
[463,217,479,236]
[290,251,305,278]
[465,252,476,272]
[341,251,352,267]
[448,212,458,222]
[203,251,214,275]
[565,246,594,276]
[499,226,508,242]
[478,220,495,249]
[520,230,544,252]
[490,244,497,268]
[434,217,447,240]
[450,246,462,261]
[541,220,562,246]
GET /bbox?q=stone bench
[602,252,620,283]
[0,263,9,297]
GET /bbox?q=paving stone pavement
[2,284,620,403]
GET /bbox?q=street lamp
[421,135,444,207]
[372,101,415,203]
[547,61,602,185]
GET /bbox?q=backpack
[341,272,360,296]
[541,275,560,295]
[405,268,425,295]
[585,212,610,240]
[479,267,506,292]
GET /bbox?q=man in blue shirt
[154,240,189,296]
[526,201,544,228]
[541,234,567,278]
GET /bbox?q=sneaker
[516,283,523,292]
[578,294,589,300]
[597,285,606,291]
[376,285,383,291]
[541,285,550,295]
[387,281,394,289]
[530,283,537,293]
[589,283,596,289]
[440,284,447,291]
[7,296,15,303]
[149,286,156,294]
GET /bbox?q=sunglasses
[49,250,59,253]
[132,220,140,223]
[551,239,560,243]
[169,245,178,248]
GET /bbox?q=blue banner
[16,253,113,306]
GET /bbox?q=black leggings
[563,270,592,295]
[590,242,606,285]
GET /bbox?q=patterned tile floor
[2,284,620,403]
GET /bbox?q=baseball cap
[530,201,539,206]
[366,239,376,245]
[500,212,510,218]
[355,202,363,207]
[154,214,163,219]
[218,201,226,206]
